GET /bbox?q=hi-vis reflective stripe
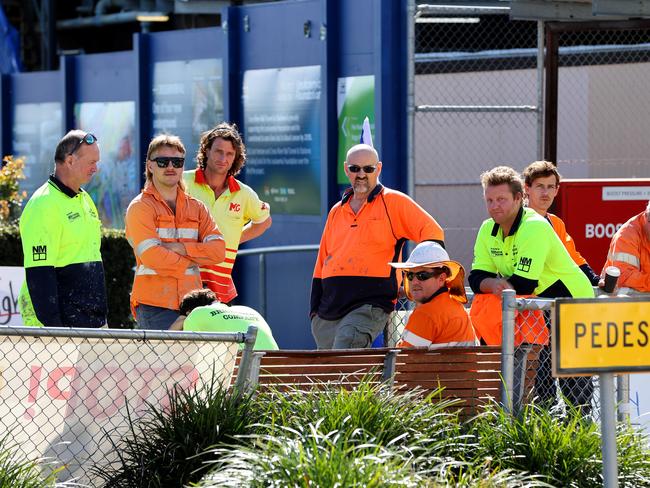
[612,252,640,268]
[428,339,480,350]
[401,330,478,349]
[401,330,431,347]
[136,265,200,276]
[156,228,199,240]
[203,234,224,243]
[136,238,161,256]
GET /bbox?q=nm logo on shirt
[32,245,47,261]
[229,203,241,212]
[517,256,532,273]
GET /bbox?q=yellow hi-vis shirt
[183,169,271,302]
[18,175,107,327]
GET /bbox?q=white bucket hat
[389,241,467,303]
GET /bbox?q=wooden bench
[232,348,398,391]
[232,345,542,414]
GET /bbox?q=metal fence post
[233,325,258,395]
[617,374,630,423]
[600,373,619,488]
[258,253,266,318]
[501,289,516,414]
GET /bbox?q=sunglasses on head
[152,156,185,169]
[347,164,377,174]
[404,269,442,282]
[69,133,97,156]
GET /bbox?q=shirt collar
[195,168,241,193]
[341,183,384,204]
[421,285,449,305]
[490,206,524,238]
[48,174,80,198]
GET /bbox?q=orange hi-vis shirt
[546,213,587,266]
[183,169,271,303]
[398,287,477,349]
[602,210,650,292]
[311,184,444,320]
[125,182,225,315]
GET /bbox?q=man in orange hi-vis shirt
[125,134,225,330]
[310,144,444,349]
[389,242,477,349]
[602,200,650,292]
[522,160,600,285]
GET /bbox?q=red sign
[554,179,650,274]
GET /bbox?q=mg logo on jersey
[32,245,47,261]
[229,203,241,212]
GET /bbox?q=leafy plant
[470,402,607,487]
[0,155,26,224]
[0,434,60,488]
[197,423,427,488]
[92,377,262,488]
[257,377,465,456]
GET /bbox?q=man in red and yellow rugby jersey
[184,123,271,303]
[310,144,444,349]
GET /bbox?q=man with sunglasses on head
[125,134,225,330]
[183,122,271,304]
[310,143,444,349]
[389,242,477,349]
[19,130,108,327]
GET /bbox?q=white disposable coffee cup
[603,266,621,293]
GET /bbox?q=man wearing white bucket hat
[389,242,477,349]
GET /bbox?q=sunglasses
[404,270,441,282]
[347,164,377,174]
[69,133,97,155]
[152,156,185,169]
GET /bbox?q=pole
[617,374,630,423]
[600,373,619,488]
[501,289,516,414]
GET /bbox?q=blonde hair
[480,165,524,199]
[144,134,186,182]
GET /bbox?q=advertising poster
[74,101,137,229]
[242,65,321,215]
[336,76,375,186]
[0,334,237,483]
[152,58,224,167]
[0,267,24,326]
[12,102,63,197]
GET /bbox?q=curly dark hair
[179,288,219,316]
[196,122,246,176]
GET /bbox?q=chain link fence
[411,4,541,270]
[0,326,255,485]
[554,25,650,180]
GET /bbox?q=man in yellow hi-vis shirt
[183,123,271,303]
[18,130,107,327]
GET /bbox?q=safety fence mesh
[0,327,244,485]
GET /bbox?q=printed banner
[336,75,375,186]
[0,334,238,483]
[0,266,24,326]
[243,65,321,215]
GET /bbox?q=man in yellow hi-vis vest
[19,130,107,327]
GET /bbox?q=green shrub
[257,378,465,457]
[0,224,135,327]
[469,402,650,487]
[92,377,263,488]
[0,434,59,487]
[0,155,26,224]
[198,426,427,488]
